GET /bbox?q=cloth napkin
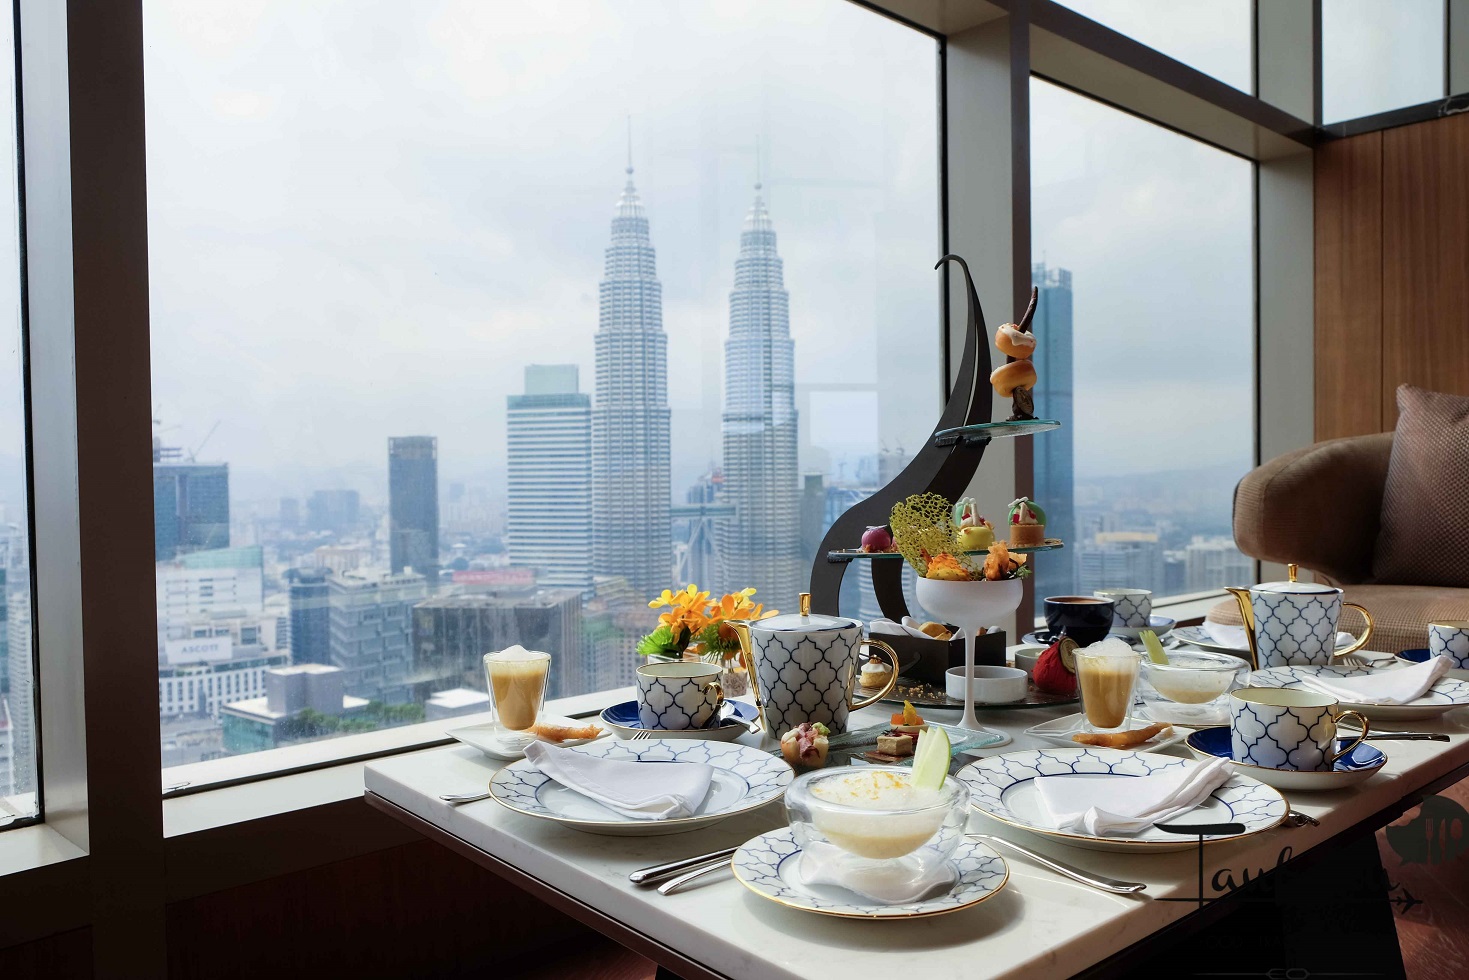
[867,617,968,642]
[797,840,956,904]
[522,743,713,820]
[1034,757,1234,836]
[1300,655,1451,705]
[1204,621,1353,652]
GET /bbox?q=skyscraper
[591,158,672,597]
[1031,262,1076,598]
[717,184,803,604]
[388,436,439,585]
[6,586,32,795]
[507,365,592,592]
[153,462,230,561]
[287,567,331,665]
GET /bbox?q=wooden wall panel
[1382,112,1469,427]
[1314,131,1384,441]
[0,928,93,979]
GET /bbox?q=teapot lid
[756,592,859,633]
[1253,562,1339,595]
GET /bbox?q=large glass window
[1323,0,1446,123]
[144,0,940,767]
[1029,78,1254,606]
[1058,0,1254,93]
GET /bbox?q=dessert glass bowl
[1140,649,1246,704]
[785,766,970,864]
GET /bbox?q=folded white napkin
[1204,621,1353,651]
[797,840,956,904]
[522,743,713,820]
[866,617,966,642]
[1300,655,1451,705]
[1035,758,1234,836]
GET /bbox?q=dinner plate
[1109,616,1178,641]
[1175,625,1353,656]
[448,716,609,760]
[731,827,1009,919]
[1023,713,1186,753]
[488,738,791,837]
[1247,663,1469,722]
[956,748,1288,853]
[881,678,1078,712]
[1185,726,1387,792]
[1022,630,1182,649]
[599,699,759,742]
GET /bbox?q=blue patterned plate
[1185,726,1386,792]
[956,748,1288,852]
[1248,663,1469,722]
[731,827,1009,919]
[488,738,791,837]
[1175,625,1352,655]
[599,699,758,742]
[1396,648,1469,680]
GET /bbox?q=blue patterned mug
[1225,564,1374,670]
[1429,621,1469,670]
[636,661,724,731]
[1230,687,1369,772]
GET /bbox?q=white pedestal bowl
[913,576,1025,731]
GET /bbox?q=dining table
[363,648,1469,979]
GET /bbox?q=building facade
[388,436,439,584]
[328,569,428,704]
[507,365,592,592]
[591,162,672,598]
[1031,262,1076,599]
[155,545,265,640]
[288,567,332,665]
[5,587,33,795]
[411,589,584,702]
[153,462,230,561]
[306,489,361,534]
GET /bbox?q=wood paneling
[0,928,93,979]
[1382,112,1469,427]
[1314,131,1384,440]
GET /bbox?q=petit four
[1007,497,1046,548]
[859,655,893,690]
[780,722,830,768]
[875,733,915,757]
[952,496,995,552]
[890,492,1029,583]
[1072,722,1172,749]
[861,525,895,553]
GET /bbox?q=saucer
[448,716,609,760]
[600,700,758,742]
[1185,726,1386,791]
[1397,648,1469,680]
[1023,630,1182,650]
[1023,713,1185,753]
[1110,616,1177,641]
[1248,663,1469,722]
[731,827,1009,919]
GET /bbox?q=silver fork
[439,790,493,805]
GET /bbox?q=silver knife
[629,847,739,885]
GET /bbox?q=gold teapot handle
[849,637,900,710]
[1332,603,1375,659]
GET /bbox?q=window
[1323,0,1446,123]
[1029,78,1255,605]
[144,0,940,769]
[1058,0,1254,93]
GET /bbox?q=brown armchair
[1209,432,1469,653]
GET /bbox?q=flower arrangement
[637,584,777,658]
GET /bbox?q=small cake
[859,655,893,690]
[952,496,995,552]
[889,700,928,735]
[875,733,915,757]
[1007,497,1047,548]
[861,525,894,553]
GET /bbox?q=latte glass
[484,648,550,733]
[1074,644,1141,733]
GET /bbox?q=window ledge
[0,822,86,878]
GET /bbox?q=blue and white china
[728,592,898,736]
[1186,726,1386,791]
[1094,589,1152,628]
[1174,624,1350,657]
[1248,663,1469,722]
[448,716,608,760]
[1396,646,1469,680]
[636,661,725,731]
[731,827,1009,919]
[1229,687,1369,772]
[956,748,1288,853]
[600,699,757,742]
[488,738,791,837]
[1429,621,1469,671]
[1110,615,1177,641]
[1225,563,1374,669]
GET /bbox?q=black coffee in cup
[1043,595,1116,647]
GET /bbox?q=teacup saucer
[599,699,758,742]
[1110,616,1177,641]
[1185,726,1386,791]
[1397,648,1469,680]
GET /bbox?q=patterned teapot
[729,592,899,736]
[1225,564,1374,670]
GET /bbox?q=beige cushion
[1207,583,1469,655]
[1374,385,1469,586]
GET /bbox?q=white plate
[1247,663,1469,722]
[1109,616,1177,641]
[956,748,1288,853]
[488,738,791,836]
[1136,699,1230,728]
[1185,726,1387,792]
[731,827,1009,919]
[448,716,609,760]
[1175,625,1353,656]
[1023,714,1185,753]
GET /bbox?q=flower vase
[700,647,750,697]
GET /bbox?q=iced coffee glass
[1074,640,1141,734]
[484,648,551,738]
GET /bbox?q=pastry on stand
[1007,497,1046,548]
[952,496,995,552]
[989,286,1039,421]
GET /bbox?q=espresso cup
[636,661,725,731]
[1094,588,1152,628]
[1429,621,1469,670]
[1230,687,1369,772]
[1043,595,1116,646]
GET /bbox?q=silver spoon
[439,790,493,805]
[966,834,1147,894]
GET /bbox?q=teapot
[1225,564,1374,670]
[729,592,899,736]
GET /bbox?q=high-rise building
[591,159,672,598]
[717,184,803,604]
[1076,532,1163,594]
[306,489,361,534]
[507,365,592,592]
[155,546,265,640]
[6,586,33,795]
[410,589,584,701]
[1185,536,1254,593]
[153,462,230,561]
[288,567,332,665]
[328,569,427,704]
[388,437,439,585]
[1031,262,1076,599]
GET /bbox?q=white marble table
[365,665,1469,980]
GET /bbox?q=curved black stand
[808,255,994,618]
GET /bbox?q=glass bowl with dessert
[1140,649,1246,706]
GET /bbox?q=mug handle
[848,638,901,710]
[1333,603,1375,659]
[703,680,725,716]
[1328,710,1370,764]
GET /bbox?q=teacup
[636,661,724,731]
[1230,687,1369,772]
[1429,621,1469,670]
[1094,588,1151,628]
[1043,595,1116,646]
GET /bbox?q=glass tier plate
[934,418,1061,446]
[828,540,1063,562]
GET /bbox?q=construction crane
[187,421,221,462]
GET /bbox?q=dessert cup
[913,577,1024,730]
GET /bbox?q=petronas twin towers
[591,161,803,606]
